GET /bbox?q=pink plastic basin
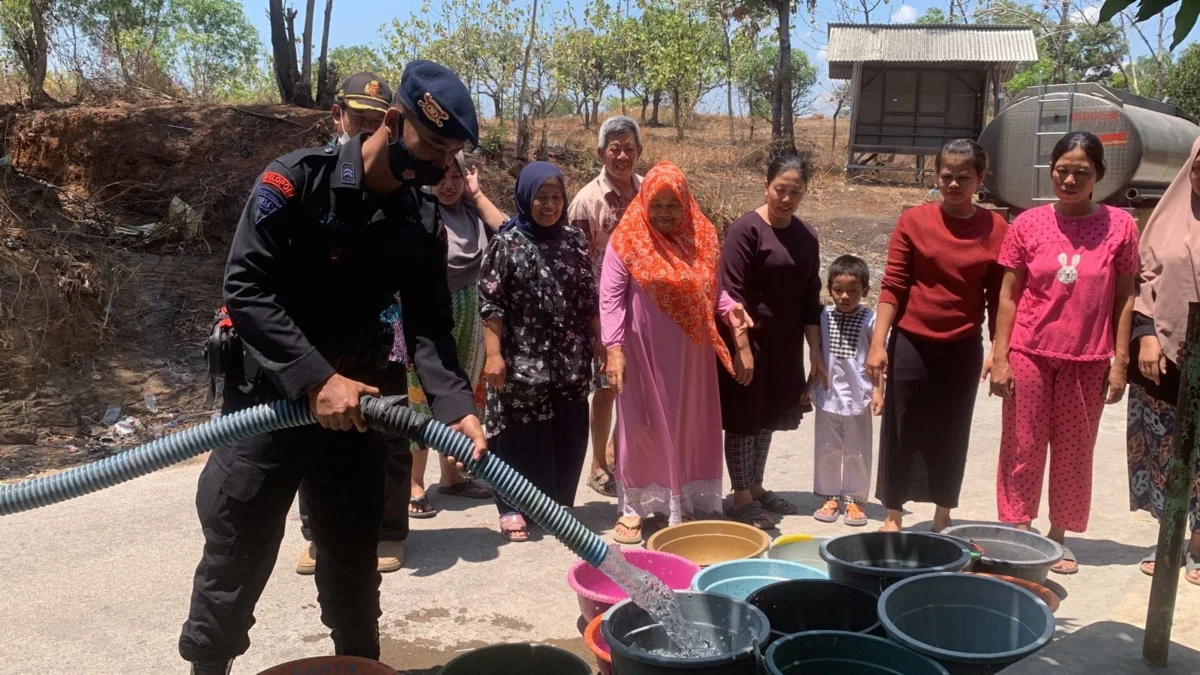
[567,549,701,622]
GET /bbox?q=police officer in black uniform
[179,60,488,675]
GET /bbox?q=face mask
[337,132,351,145]
[387,120,446,186]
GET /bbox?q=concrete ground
[1,376,1198,674]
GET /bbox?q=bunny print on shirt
[1056,253,1081,284]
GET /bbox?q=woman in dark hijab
[477,162,604,541]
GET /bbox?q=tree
[0,0,52,102]
[916,7,949,23]
[738,0,816,155]
[1165,42,1200,119]
[550,26,609,128]
[514,0,538,159]
[734,36,817,122]
[328,44,393,83]
[173,0,259,100]
[81,0,177,88]
[639,0,723,140]
[979,0,1132,94]
[267,0,331,107]
[1099,0,1197,49]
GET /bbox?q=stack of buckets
[567,524,1058,675]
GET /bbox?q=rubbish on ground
[101,405,121,425]
[143,393,158,413]
[113,418,138,436]
[169,196,203,239]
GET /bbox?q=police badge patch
[341,162,355,185]
[256,185,286,224]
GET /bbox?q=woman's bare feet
[932,507,953,533]
[880,509,903,532]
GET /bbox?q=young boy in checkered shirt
[810,255,883,526]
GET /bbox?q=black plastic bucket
[819,532,972,596]
[878,573,1055,675]
[942,524,1064,585]
[601,590,770,674]
[765,630,949,674]
[439,643,593,674]
[745,579,882,646]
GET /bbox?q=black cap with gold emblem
[396,60,479,146]
[335,72,392,112]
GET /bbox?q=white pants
[813,408,873,504]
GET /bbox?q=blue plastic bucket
[878,573,1055,675]
[690,558,827,600]
[765,630,949,674]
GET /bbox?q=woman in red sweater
[867,139,1008,532]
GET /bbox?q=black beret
[396,60,479,146]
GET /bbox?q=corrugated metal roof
[826,23,1037,79]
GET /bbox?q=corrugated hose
[0,396,610,567]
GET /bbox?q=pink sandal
[499,514,529,542]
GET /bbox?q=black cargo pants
[179,366,408,663]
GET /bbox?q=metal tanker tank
[978,83,1199,211]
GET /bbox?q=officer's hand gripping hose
[0,396,610,568]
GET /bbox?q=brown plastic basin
[255,656,397,675]
[645,520,771,567]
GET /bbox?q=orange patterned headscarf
[610,161,733,374]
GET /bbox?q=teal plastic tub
[878,573,1055,675]
[690,558,827,600]
[765,630,949,674]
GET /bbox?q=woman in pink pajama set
[989,132,1139,575]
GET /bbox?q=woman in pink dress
[989,131,1139,574]
[601,161,753,544]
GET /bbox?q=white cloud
[1071,5,1101,23]
[891,5,919,23]
[817,48,828,62]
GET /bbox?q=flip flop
[437,479,492,499]
[757,490,798,515]
[408,495,438,519]
[1187,552,1200,587]
[726,501,775,530]
[813,500,841,524]
[587,467,617,497]
[613,517,642,545]
[1051,546,1079,575]
[1140,552,1159,577]
[844,503,869,527]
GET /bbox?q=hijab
[1135,137,1200,363]
[610,161,733,374]
[437,152,488,293]
[502,161,567,241]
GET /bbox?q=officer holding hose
[179,61,487,674]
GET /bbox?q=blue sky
[239,0,1189,115]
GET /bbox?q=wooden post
[846,63,863,174]
[1143,302,1200,667]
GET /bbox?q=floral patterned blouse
[478,225,598,436]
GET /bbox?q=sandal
[757,490,798,515]
[587,467,617,497]
[408,495,438,519]
[813,500,841,523]
[613,517,642,545]
[726,501,775,530]
[437,479,492,499]
[1187,552,1200,586]
[499,514,529,542]
[844,503,869,527]
[1051,546,1078,575]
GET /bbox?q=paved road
[2,376,1198,674]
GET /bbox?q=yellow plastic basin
[645,520,771,567]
